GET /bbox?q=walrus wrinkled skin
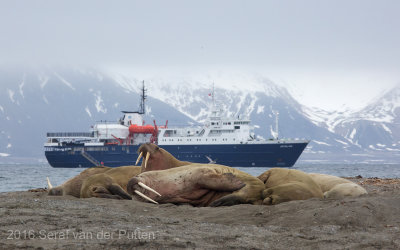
[136,143,191,172]
[258,168,324,205]
[80,166,141,199]
[127,164,265,207]
[48,166,111,197]
[309,173,367,199]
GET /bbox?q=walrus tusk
[135,152,143,166]
[138,182,161,197]
[47,177,53,189]
[134,190,158,204]
[144,152,150,169]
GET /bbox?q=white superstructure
[158,103,259,145]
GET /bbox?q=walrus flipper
[108,184,132,200]
[209,194,246,207]
[198,173,246,192]
[89,185,132,200]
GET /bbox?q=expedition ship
[44,84,309,168]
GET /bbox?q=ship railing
[47,132,94,138]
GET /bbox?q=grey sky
[1,0,399,110]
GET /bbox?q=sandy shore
[1,177,400,249]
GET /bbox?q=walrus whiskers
[144,153,150,169]
[138,182,161,196]
[134,190,158,204]
[135,152,143,166]
[47,177,53,189]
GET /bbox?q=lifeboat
[129,124,155,134]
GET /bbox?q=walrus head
[127,176,162,204]
[135,143,190,172]
[47,177,63,196]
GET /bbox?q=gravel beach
[1,177,400,249]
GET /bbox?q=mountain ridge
[0,67,399,163]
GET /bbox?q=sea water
[1,163,400,193]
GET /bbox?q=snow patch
[0,105,4,113]
[43,95,49,104]
[313,140,331,146]
[386,148,400,152]
[38,74,49,88]
[114,102,119,108]
[334,139,348,145]
[54,73,76,91]
[19,80,25,98]
[349,128,357,140]
[94,91,107,113]
[6,143,12,148]
[8,89,15,103]
[381,123,392,134]
[257,105,264,114]
[270,125,278,139]
[0,153,10,157]
[369,145,383,151]
[85,107,92,117]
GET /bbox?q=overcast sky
[1,0,399,110]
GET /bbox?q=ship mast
[139,80,147,115]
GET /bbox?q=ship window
[235,126,240,129]
[164,130,174,137]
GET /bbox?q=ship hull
[45,142,308,168]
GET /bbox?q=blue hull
[45,142,308,168]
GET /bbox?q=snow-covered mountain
[0,67,194,162]
[0,66,399,163]
[301,84,400,155]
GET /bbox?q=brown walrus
[135,143,191,172]
[47,166,141,199]
[308,173,367,199]
[127,164,265,207]
[80,166,141,199]
[258,168,324,205]
[47,166,111,197]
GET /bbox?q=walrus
[258,168,324,205]
[309,173,367,199]
[135,143,191,172]
[47,166,111,197]
[80,166,141,199]
[127,164,265,207]
[47,166,141,199]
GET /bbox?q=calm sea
[1,163,400,193]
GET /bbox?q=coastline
[1,177,399,249]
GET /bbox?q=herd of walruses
[47,143,367,206]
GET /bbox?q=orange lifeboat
[129,124,155,134]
